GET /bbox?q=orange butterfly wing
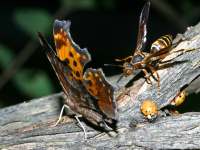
[83,68,117,119]
[38,32,84,99]
[53,20,91,82]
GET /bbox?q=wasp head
[123,62,135,76]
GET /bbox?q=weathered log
[1,21,200,149]
[1,94,200,149]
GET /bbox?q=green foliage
[14,9,52,39]
[61,0,96,10]
[61,0,115,10]
[97,0,115,9]
[14,69,54,97]
[0,44,54,97]
[0,45,14,69]
[181,0,200,23]
[5,9,55,98]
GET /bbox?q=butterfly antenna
[104,64,124,68]
[37,32,55,54]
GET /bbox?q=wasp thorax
[132,54,144,63]
[140,99,158,121]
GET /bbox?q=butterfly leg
[75,115,87,139]
[55,105,88,139]
[53,104,69,127]
[142,69,152,84]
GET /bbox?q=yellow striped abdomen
[150,35,173,53]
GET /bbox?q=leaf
[61,0,96,10]
[14,9,52,39]
[14,69,54,97]
[100,0,115,9]
[0,45,14,69]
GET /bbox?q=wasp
[170,90,187,107]
[115,1,177,87]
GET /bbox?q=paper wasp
[114,1,177,87]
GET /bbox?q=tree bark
[1,22,200,149]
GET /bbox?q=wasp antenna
[115,58,124,62]
[115,56,133,62]
[104,64,124,68]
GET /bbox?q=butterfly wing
[53,20,117,120]
[53,20,91,89]
[38,33,111,127]
[38,32,81,98]
[83,68,117,119]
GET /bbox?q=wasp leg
[115,56,133,62]
[171,48,197,57]
[116,74,124,83]
[148,65,160,81]
[140,51,147,57]
[142,69,152,84]
[147,64,160,93]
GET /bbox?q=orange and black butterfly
[38,20,117,129]
[115,1,174,87]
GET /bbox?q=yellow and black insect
[150,35,173,54]
[114,1,178,88]
[140,99,158,121]
[170,90,187,107]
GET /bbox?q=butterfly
[38,20,117,129]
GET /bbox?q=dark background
[0,0,200,111]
